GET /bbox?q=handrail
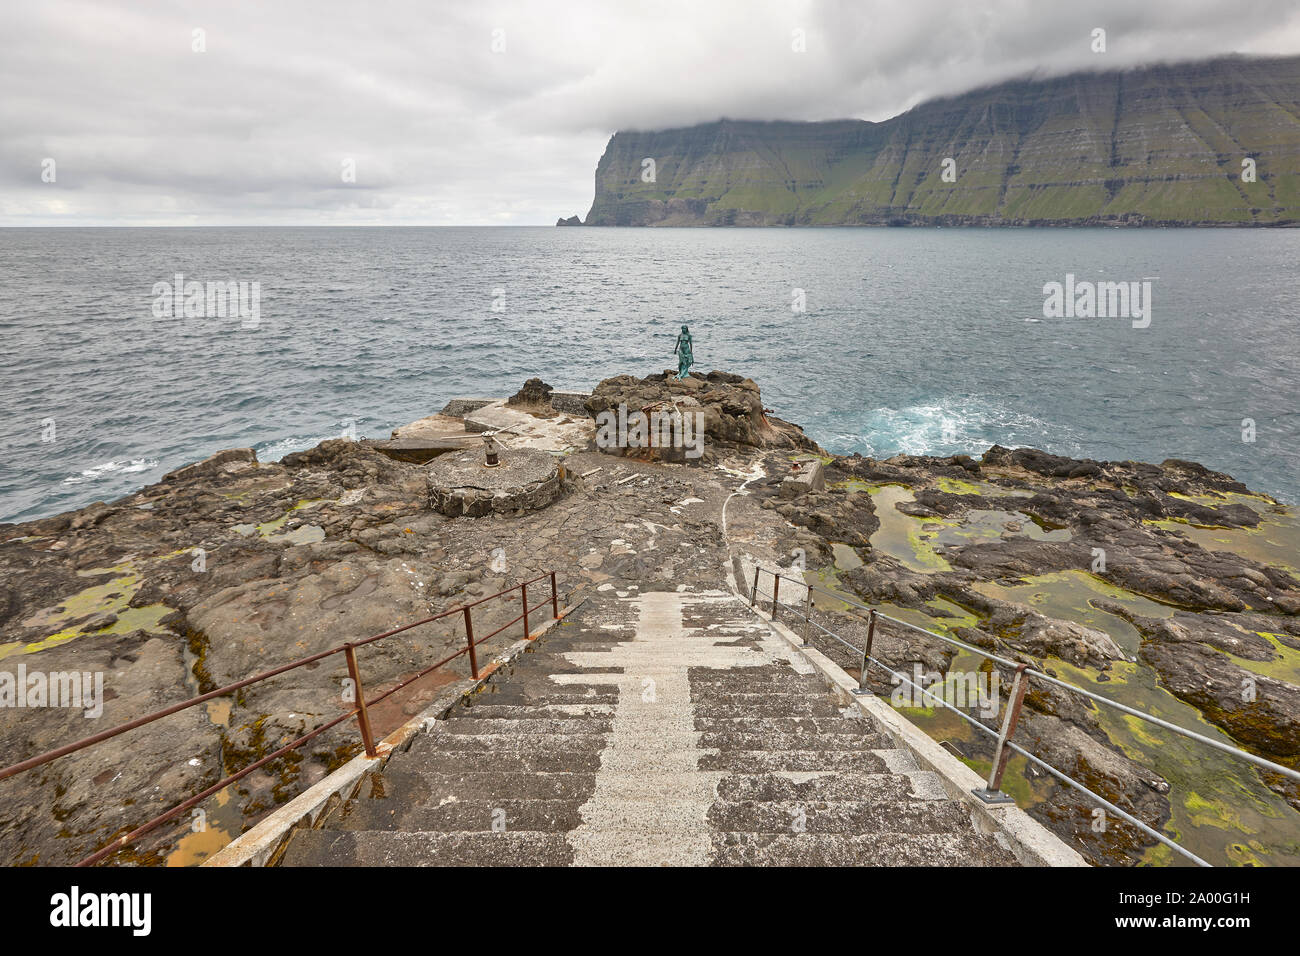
[762,582,1208,866]
[0,569,565,867]
[747,563,1299,867]
[752,565,1300,784]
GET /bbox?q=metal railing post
[750,566,760,606]
[974,663,1029,803]
[550,571,559,619]
[801,587,813,645]
[771,572,781,620]
[853,608,877,695]
[463,606,478,679]
[344,643,377,757]
[521,581,530,637]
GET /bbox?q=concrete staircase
[279,589,1019,866]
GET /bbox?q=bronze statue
[673,325,694,379]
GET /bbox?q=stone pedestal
[426,447,564,517]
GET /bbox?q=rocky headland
[1,369,1297,866]
[570,55,1300,228]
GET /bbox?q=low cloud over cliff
[2,0,1299,224]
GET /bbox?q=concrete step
[414,732,622,754]
[502,672,625,686]
[707,799,973,834]
[692,698,845,718]
[698,730,895,751]
[577,800,723,834]
[428,732,599,752]
[280,830,574,866]
[399,744,603,774]
[689,679,827,694]
[716,772,916,803]
[499,662,626,678]
[336,797,584,833]
[710,831,1019,866]
[697,749,895,774]
[274,590,1027,869]
[689,686,825,698]
[471,688,620,707]
[456,703,616,719]
[525,640,625,655]
[540,624,636,637]
[439,717,615,735]
[281,827,1017,867]
[371,768,599,803]
[460,704,707,720]
[692,716,875,735]
[688,670,821,686]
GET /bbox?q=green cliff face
[582,55,1300,227]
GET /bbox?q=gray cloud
[2,0,1297,224]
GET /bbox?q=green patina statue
[673,324,694,379]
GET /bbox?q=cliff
[579,55,1300,226]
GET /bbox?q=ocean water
[1,226,1297,523]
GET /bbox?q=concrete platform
[462,400,592,452]
[389,412,479,444]
[363,438,466,463]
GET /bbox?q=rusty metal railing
[748,564,1300,868]
[0,570,565,867]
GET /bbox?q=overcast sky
[2,0,1298,226]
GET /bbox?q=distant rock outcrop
[555,215,583,226]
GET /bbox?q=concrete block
[779,457,825,498]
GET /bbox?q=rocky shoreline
[1,370,1296,866]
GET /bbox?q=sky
[2,0,1299,226]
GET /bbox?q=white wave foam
[830,399,1063,459]
[255,421,365,461]
[63,458,161,485]
[255,435,331,461]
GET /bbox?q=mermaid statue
[673,324,694,379]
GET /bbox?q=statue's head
[681,324,689,333]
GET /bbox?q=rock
[506,377,555,409]
[1018,614,1127,668]
[1016,713,1172,865]
[79,612,117,632]
[439,571,471,595]
[555,215,582,226]
[69,502,112,530]
[163,448,257,483]
[1142,641,1300,762]
[584,370,819,451]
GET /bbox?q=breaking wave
[63,458,161,485]
[254,420,372,462]
[821,399,1080,461]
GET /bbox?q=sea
[1,226,1297,523]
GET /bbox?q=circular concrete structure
[426,446,564,517]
